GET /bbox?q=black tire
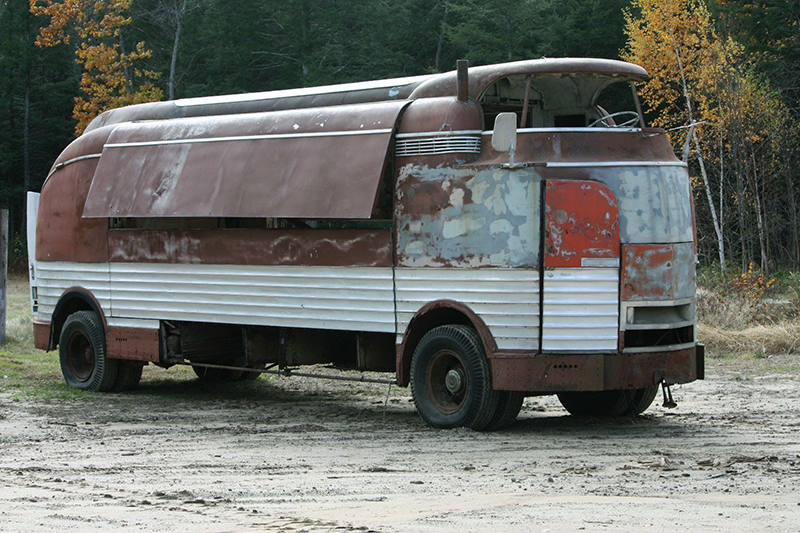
[112,362,144,392]
[630,386,659,414]
[410,325,498,430]
[558,386,659,417]
[483,391,525,431]
[59,311,118,392]
[192,362,244,383]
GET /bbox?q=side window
[480,77,543,130]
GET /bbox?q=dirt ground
[1,355,799,532]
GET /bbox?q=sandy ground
[1,356,799,532]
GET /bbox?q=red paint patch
[544,180,619,268]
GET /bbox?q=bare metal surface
[395,165,540,268]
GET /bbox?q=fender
[395,299,497,387]
[48,287,107,351]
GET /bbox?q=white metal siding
[107,263,396,333]
[36,261,111,322]
[542,267,619,352]
[395,268,540,351]
[37,262,543,350]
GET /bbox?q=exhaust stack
[456,60,469,101]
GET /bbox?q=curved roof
[409,58,648,99]
[84,58,647,134]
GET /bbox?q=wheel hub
[445,368,465,395]
[425,348,469,414]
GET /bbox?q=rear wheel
[112,362,144,392]
[59,311,118,392]
[557,386,659,416]
[410,325,498,430]
[484,391,525,431]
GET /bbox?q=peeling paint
[396,164,540,268]
[622,242,695,301]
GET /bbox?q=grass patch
[0,275,73,399]
[697,265,800,356]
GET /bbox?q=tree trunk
[673,42,725,270]
[168,0,188,100]
[751,153,768,275]
[0,210,7,344]
[786,160,799,268]
[434,4,448,72]
[119,33,133,92]
[22,84,30,238]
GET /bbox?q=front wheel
[557,386,659,416]
[59,311,118,392]
[410,325,498,430]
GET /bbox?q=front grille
[395,136,481,157]
[624,325,694,349]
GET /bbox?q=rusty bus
[28,58,703,430]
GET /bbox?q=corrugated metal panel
[395,268,540,351]
[36,262,111,322]
[542,267,619,352]
[108,263,396,333]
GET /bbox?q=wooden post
[0,210,7,344]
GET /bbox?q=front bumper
[490,344,704,392]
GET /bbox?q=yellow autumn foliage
[30,0,162,135]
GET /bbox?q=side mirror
[491,112,517,152]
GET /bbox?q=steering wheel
[588,111,641,128]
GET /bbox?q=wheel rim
[66,331,94,382]
[426,349,468,414]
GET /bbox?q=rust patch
[106,326,160,362]
[33,320,50,351]
[37,128,113,263]
[108,228,392,267]
[604,347,697,389]
[491,354,604,392]
[83,102,409,220]
[621,243,696,301]
[490,346,699,392]
[544,179,619,268]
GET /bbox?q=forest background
[0,0,798,285]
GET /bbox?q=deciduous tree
[30,0,162,134]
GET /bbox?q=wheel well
[50,291,105,350]
[397,302,495,387]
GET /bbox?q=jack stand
[661,380,677,408]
